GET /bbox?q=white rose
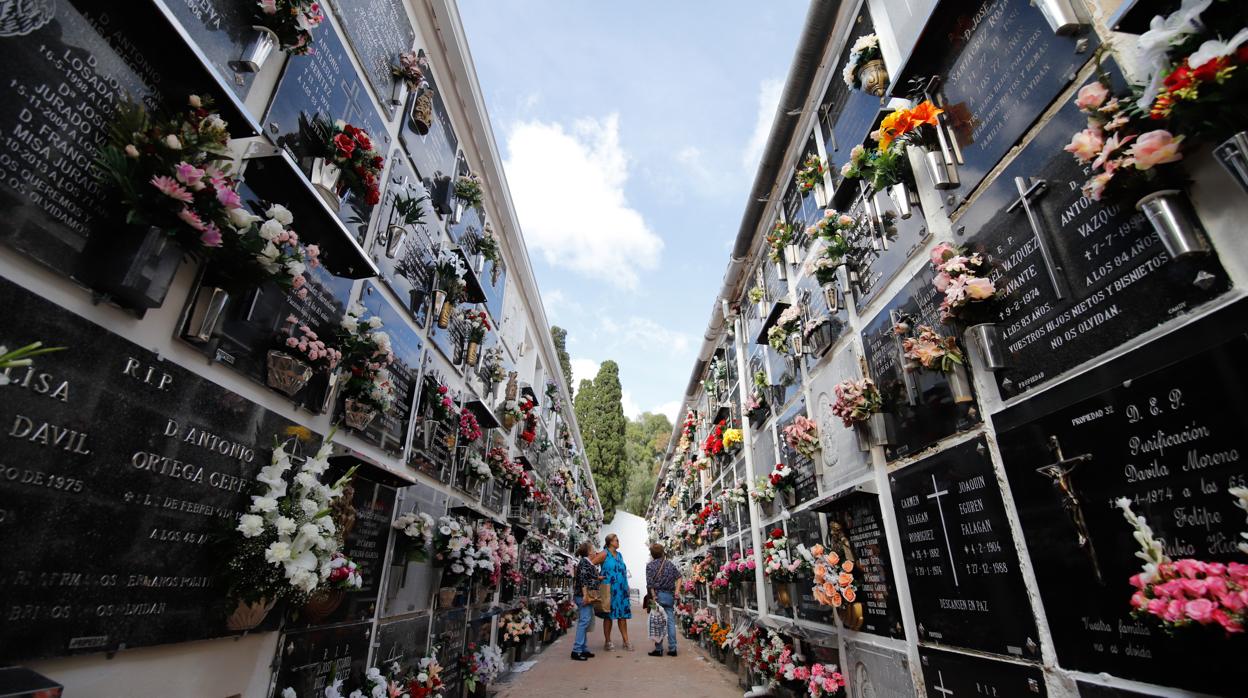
[266,203,294,225]
[164,135,182,150]
[285,260,306,278]
[367,316,383,329]
[227,207,261,229]
[259,218,284,241]
[237,514,264,537]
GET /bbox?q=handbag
[582,585,600,604]
[594,582,612,613]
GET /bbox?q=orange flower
[843,587,856,603]
[830,591,843,607]
[908,100,943,128]
[877,109,913,150]
[838,572,854,587]
[842,560,854,573]
[824,551,840,566]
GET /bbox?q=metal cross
[927,474,960,588]
[1006,176,1069,300]
[933,670,955,697]
[1035,435,1102,584]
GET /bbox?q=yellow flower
[284,425,313,441]
[722,428,743,450]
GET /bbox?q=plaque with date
[918,647,1045,697]
[994,309,1248,695]
[890,437,1038,657]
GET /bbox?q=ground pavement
[494,603,741,697]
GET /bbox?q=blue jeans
[656,591,676,651]
[573,595,593,653]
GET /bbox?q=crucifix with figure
[1035,434,1103,585]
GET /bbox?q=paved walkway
[495,605,741,697]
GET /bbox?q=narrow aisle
[495,603,740,697]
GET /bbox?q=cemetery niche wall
[0,0,600,695]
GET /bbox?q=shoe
[623,642,635,651]
[604,641,614,651]
[571,652,588,661]
[648,649,663,657]
[667,650,678,656]
[582,651,596,658]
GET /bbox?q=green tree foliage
[550,325,574,389]
[622,412,673,515]
[574,361,628,517]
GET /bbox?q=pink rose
[1185,598,1215,624]
[1129,130,1183,170]
[933,271,952,292]
[1180,578,1209,597]
[216,186,242,209]
[929,242,955,266]
[1064,127,1104,163]
[964,276,995,300]
[1082,172,1114,201]
[1092,133,1134,172]
[1163,599,1185,622]
[1174,559,1205,578]
[1146,598,1167,617]
[1074,81,1108,110]
[286,337,299,348]
[1213,609,1244,633]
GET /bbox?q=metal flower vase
[87,225,183,310]
[1034,0,1086,34]
[309,157,344,212]
[343,398,377,431]
[888,182,918,219]
[1214,131,1248,195]
[856,412,893,451]
[965,323,1009,371]
[237,26,279,72]
[924,147,959,189]
[266,350,312,397]
[184,285,230,343]
[410,89,434,135]
[437,296,455,329]
[465,340,481,368]
[430,289,448,325]
[385,224,407,259]
[391,79,410,108]
[947,363,975,404]
[1135,190,1210,259]
[856,58,889,97]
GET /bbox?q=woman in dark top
[571,540,606,661]
[600,533,633,651]
[645,543,679,656]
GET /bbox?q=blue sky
[460,0,808,421]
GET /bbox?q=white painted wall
[600,510,650,598]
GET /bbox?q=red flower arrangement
[429,381,455,422]
[306,115,385,207]
[703,419,727,456]
[459,407,481,443]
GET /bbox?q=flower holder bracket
[754,297,793,346]
[1006,177,1069,300]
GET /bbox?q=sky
[460,1,808,422]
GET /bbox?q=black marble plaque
[860,267,981,461]
[351,281,423,454]
[264,18,391,239]
[794,266,849,364]
[776,400,819,506]
[382,485,446,617]
[430,302,469,370]
[955,68,1228,400]
[159,0,260,100]
[370,152,438,329]
[432,607,467,696]
[788,510,834,625]
[818,7,881,175]
[271,622,373,698]
[994,327,1248,695]
[328,0,415,120]
[849,186,931,312]
[0,276,308,660]
[1075,682,1157,698]
[890,437,1037,657]
[822,493,904,638]
[0,0,251,286]
[407,363,456,480]
[399,51,458,191]
[897,0,1098,207]
[918,647,1045,698]
[375,613,432,677]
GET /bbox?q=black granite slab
[953,65,1228,400]
[375,613,432,676]
[860,266,980,461]
[818,6,882,176]
[263,18,391,240]
[0,276,310,660]
[0,0,256,290]
[408,364,456,482]
[918,647,1045,697]
[1075,682,1158,698]
[893,0,1098,208]
[271,622,373,698]
[346,281,423,454]
[794,267,849,364]
[433,607,467,696]
[848,186,931,312]
[776,400,819,506]
[994,319,1248,695]
[157,0,261,101]
[788,509,834,625]
[890,437,1038,657]
[370,152,438,328]
[328,0,415,121]
[399,50,459,193]
[819,492,904,638]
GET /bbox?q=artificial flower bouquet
[277,314,342,372]
[454,171,484,208]
[97,94,239,252]
[434,515,490,584]
[476,222,502,265]
[462,308,490,344]
[841,101,944,194]
[748,285,766,304]
[458,408,482,444]
[462,642,503,693]
[807,662,847,697]
[392,510,435,560]
[306,116,384,206]
[501,606,536,646]
[782,415,820,461]
[898,323,965,373]
[229,430,358,605]
[839,141,910,193]
[336,304,396,415]
[252,0,323,55]
[831,378,883,428]
[810,544,856,609]
[217,203,323,295]
[767,304,804,353]
[795,153,828,194]
[433,248,468,301]
[689,607,714,637]
[750,477,778,504]
[405,652,445,698]
[762,528,812,582]
[427,380,456,424]
[929,242,996,323]
[392,50,425,88]
[462,451,492,483]
[843,32,884,91]
[766,221,794,263]
[721,482,749,507]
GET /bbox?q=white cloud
[570,358,600,391]
[651,400,682,423]
[598,316,693,357]
[621,391,642,420]
[542,289,583,322]
[742,78,783,170]
[503,115,663,289]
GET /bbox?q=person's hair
[576,540,592,557]
[650,543,665,559]
[604,533,618,547]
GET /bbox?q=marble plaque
[382,484,446,617]
[398,50,459,190]
[822,494,904,639]
[375,613,432,678]
[818,6,881,176]
[789,509,834,625]
[843,639,913,698]
[350,281,424,455]
[159,0,261,100]
[432,607,467,696]
[264,18,391,240]
[848,185,931,312]
[370,151,440,329]
[860,267,981,461]
[918,647,1045,697]
[995,319,1248,695]
[955,69,1228,400]
[890,437,1038,657]
[807,345,871,491]
[0,277,308,659]
[328,0,415,120]
[271,622,372,698]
